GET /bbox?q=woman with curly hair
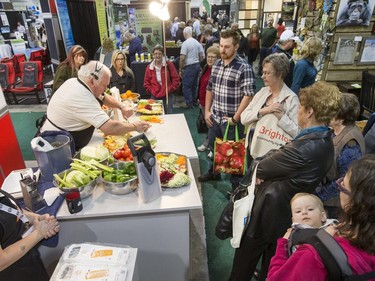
[291,37,322,95]
[52,45,88,93]
[268,155,375,280]
[109,50,135,94]
[229,81,341,281]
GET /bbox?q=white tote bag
[230,164,258,248]
[250,113,292,159]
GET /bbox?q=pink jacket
[268,237,375,281]
[143,60,180,99]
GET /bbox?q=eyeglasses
[262,71,274,76]
[336,177,352,196]
[116,58,125,61]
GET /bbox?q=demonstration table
[38,114,202,281]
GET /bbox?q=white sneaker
[207,151,213,159]
[197,144,207,151]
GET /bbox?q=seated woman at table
[143,45,180,114]
[109,50,135,94]
[0,190,60,280]
[52,45,88,93]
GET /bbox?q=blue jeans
[207,117,245,188]
[182,63,200,106]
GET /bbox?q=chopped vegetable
[53,159,114,188]
[166,172,190,188]
[80,146,109,162]
[139,115,164,123]
[102,162,137,183]
[156,153,190,187]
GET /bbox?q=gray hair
[262,53,290,79]
[183,26,192,36]
[78,60,111,82]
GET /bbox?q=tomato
[123,148,132,157]
[122,149,131,158]
[123,144,129,150]
[113,149,123,159]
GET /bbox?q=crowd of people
[175,11,375,281]
[2,10,375,281]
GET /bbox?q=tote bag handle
[223,122,239,142]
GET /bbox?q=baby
[268,193,339,280]
[290,192,337,230]
[285,192,338,254]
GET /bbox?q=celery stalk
[89,160,114,172]
[53,173,71,188]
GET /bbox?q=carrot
[176,156,186,165]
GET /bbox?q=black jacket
[109,66,135,94]
[246,129,334,242]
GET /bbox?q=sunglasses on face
[336,177,352,196]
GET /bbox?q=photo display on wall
[333,37,358,64]
[336,0,375,26]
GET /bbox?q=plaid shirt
[207,55,256,123]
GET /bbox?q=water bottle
[135,53,139,62]
[147,53,151,61]
[140,53,144,62]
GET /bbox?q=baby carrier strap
[289,228,375,281]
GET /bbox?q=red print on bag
[258,126,290,142]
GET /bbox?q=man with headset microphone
[41,60,150,150]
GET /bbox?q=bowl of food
[101,162,138,195]
[53,168,97,199]
[120,91,140,103]
[112,143,134,162]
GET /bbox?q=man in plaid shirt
[198,29,256,186]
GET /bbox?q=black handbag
[196,108,208,133]
[215,186,249,240]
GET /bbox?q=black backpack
[289,228,375,281]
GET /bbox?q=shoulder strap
[345,271,375,281]
[0,188,23,211]
[289,228,352,280]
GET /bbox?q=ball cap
[280,30,300,41]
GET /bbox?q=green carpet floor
[10,111,45,161]
[174,107,235,280]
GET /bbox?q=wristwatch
[231,117,237,124]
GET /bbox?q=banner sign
[55,0,75,54]
[96,0,107,44]
[134,8,162,53]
